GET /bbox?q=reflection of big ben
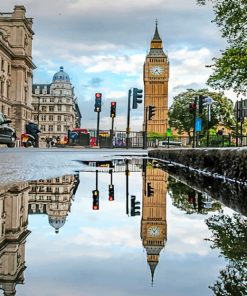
[141,166,168,283]
[143,21,169,133]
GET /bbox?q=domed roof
[48,216,67,234]
[53,66,70,82]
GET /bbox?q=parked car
[159,138,182,147]
[0,112,16,147]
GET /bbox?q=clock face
[150,65,164,75]
[148,226,161,237]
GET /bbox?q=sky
[1,0,235,130]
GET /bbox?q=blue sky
[1,0,236,130]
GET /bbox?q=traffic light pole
[126,89,131,149]
[143,107,148,149]
[192,97,197,148]
[110,117,114,148]
[96,111,100,147]
[125,159,129,215]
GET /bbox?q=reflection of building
[0,6,36,138]
[141,166,168,284]
[28,175,79,233]
[143,22,169,134]
[32,67,81,143]
[0,183,30,296]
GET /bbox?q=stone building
[143,22,169,134]
[0,6,36,138]
[0,182,30,295]
[28,174,79,234]
[32,67,81,144]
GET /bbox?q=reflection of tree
[168,177,222,215]
[205,214,247,295]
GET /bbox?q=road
[0,147,147,185]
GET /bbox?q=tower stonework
[143,23,169,134]
[141,166,168,283]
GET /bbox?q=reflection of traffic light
[197,193,205,213]
[148,106,156,120]
[130,195,141,216]
[92,189,99,210]
[147,182,154,197]
[94,93,102,112]
[108,184,114,201]
[189,102,196,113]
[187,193,196,209]
[132,88,143,109]
[110,102,116,118]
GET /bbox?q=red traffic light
[111,102,116,106]
[109,196,114,201]
[95,93,102,98]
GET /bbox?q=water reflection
[0,183,30,296]
[0,158,246,296]
[28,175,79,233]
[141,161,167,284]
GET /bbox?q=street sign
[195,118,202,132]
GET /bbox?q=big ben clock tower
[141,165,168,284]
[143,22,169,134]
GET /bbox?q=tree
[197,0,247,96]
[205,213,247,295]
[168,89,235,141]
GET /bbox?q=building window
[57,115,61,121]
[48,125,53,132]
[41,125,46,131]
[50,98,54,103]
[49,106,54,112]
[64,125,68,132]
[34,115,38,121]
[49,115,54,121]
[57,125,61,132]
[58,105,62,111]
[41,115,46,121]
[42,106,46,112]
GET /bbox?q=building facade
[0,6,36,138]
[0,182,30,295]
[28,174,79,233]
[143,23,169,134]
[32,66,81,144]
[141,165,167,283]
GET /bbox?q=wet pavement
[0,150,246,296]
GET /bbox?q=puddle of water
[0,159,246,296]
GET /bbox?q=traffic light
[148,106,156,120]
[94,93,102,112]
[108,184,114,201]
[132,88,143,109]
[92,189,99,210]
[110,102,116,118]
[147,182,154,197]
[199,95,207,114]
[130,195,141,216]
[197,193,206,213]
[189,102,196,114]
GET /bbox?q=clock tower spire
[144,22,169,134]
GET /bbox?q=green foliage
[197,0,247,96]
[168,89,235,138]
[147,132,166,140]
[205,213,247,295]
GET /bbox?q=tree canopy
[168,89,235,137]
[197,0,247,96]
